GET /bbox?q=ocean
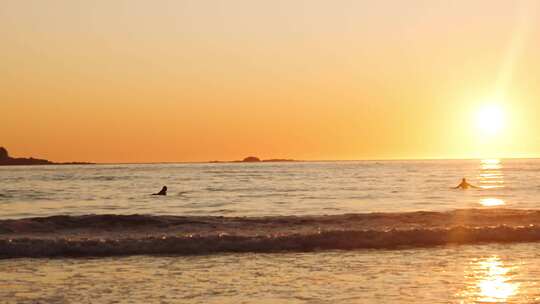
[2,159,540,303]
[1,159,537,218]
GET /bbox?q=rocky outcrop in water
[242,156,261,162]
[0,147,91,166]
[0,147,8,160]
[0,147,53,165]
[210,156,296,163]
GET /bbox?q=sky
[1,0,540,163]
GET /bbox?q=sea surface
[3,244,540,303]
[2,159,540,303]
[1,159,538,218]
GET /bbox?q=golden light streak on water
[478,159,505,190]
[480,198,505,207]
[477,256,519,302]
[459,255,521,303]
[481,159,502,170]
[478,159,506,207]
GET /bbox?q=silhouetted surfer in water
[454,178,478,189]
[153,186,167,196]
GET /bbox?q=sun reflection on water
[461,256,520,303]
[477,256,519,302]
[480,198,505,207]
[478,159,504,189]
[478,159,506,207]
[481,159,502,170]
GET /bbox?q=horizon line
[64,156,540,165]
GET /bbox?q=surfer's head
[154,186,167,195]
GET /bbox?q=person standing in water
[153,186,168,195]
[454,178,478,189]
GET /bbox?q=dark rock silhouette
[242,156,261,162]
[0,147,8,160]
[212,156,297,163]
[0,147,92,166]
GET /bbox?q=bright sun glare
[476,104,505,136]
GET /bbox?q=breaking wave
[2,208,540,258]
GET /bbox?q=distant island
[209,156,297,163]
[0,148,293,165]
[242,156,262,162]
[0,147,92,166]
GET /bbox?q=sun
[476,104,505,136]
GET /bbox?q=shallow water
[1,159,539,219]
[4,209,540,257]
[3,159,540,302]
[2,243,540,303]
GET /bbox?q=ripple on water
[2,244,540,303]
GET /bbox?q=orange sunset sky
[2,0,540,163]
